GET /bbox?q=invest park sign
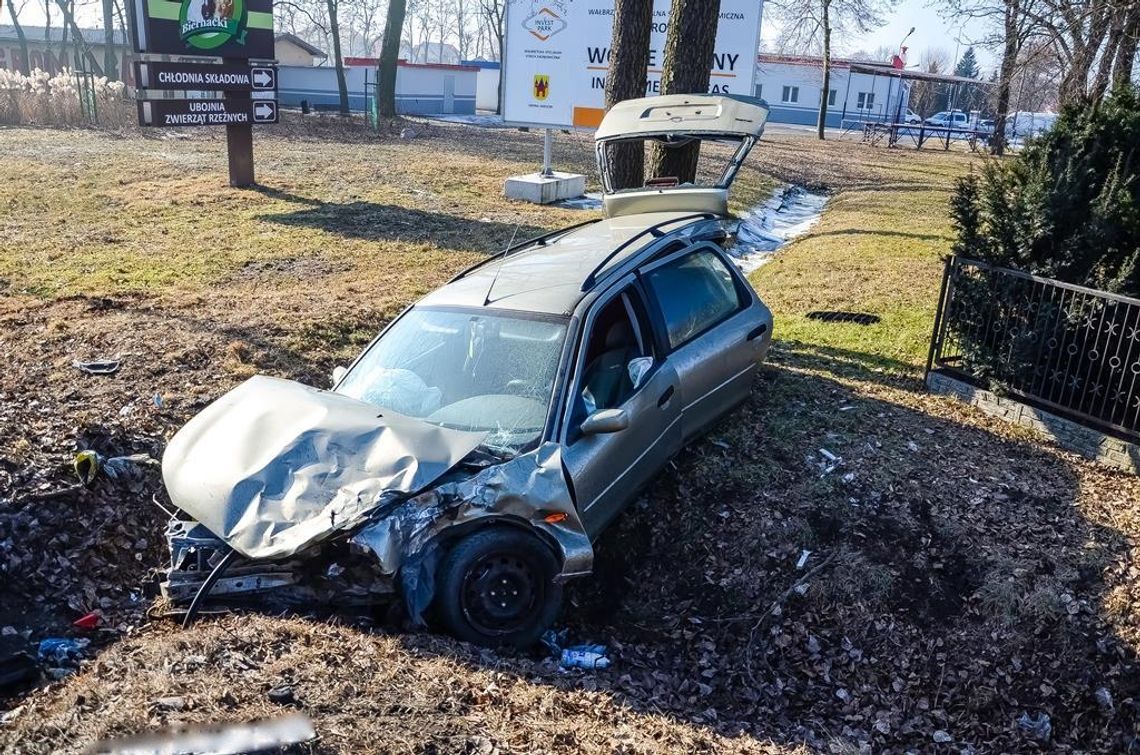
[129,0,277,185]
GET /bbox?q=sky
[5,0,999,74]
[761,0,999,72]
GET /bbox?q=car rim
[460,551,540,636]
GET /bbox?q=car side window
[571,288,654,428]
[643,248,744,349]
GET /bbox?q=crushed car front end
[158,374,592,633]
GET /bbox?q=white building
[278,58,478,115]
[754,54,912,128]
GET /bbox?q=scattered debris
[72,611,100,630]
[1017,712,1052,742]
[152,695,187,712]
[267,685,296,706]
[74,450,159,486]
[795,549,812,570]
[560,644,610,671]
[555,192,603,211]
[1095,686,1114,714]
[812,447,842,476]
[36,637,89,677]
[541,629,611,671]
[932,729,953,743]
[71,358,121,376]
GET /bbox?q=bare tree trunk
[377,0,407,118]
[44,0,53,69]
[5,0,31,75]
[494,26,503,109]
[327,0,350,114]
[816,0,831,140]
[55,0,105,76]
[1058,1,1114,105]
[603,0,653,190]
[650,0,721,183]
[101,0,117,79]
[991,0,1020,156]
[1112,4,1139,89]
[476,0,505,109]
[1091,13,1124,101]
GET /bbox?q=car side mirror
[580,408,629,436]
[331,365,348,387]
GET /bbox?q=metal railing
[927,256,1140,441]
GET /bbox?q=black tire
[433,527,562,648]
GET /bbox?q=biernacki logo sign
[179,0,247,50]
[533,74,550,100]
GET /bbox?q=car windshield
[337,307,567,456]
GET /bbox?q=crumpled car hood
[161,375,487,560]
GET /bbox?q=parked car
[925,110,969,128]
[160,94,776,647]
[904,109,922,124]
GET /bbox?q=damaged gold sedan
[160,94,775,646]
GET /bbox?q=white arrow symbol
[253,101,276,121]
[252,68,274,88]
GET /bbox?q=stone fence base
[927,370,1139,474]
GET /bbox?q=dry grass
[5,615,806,755]
[2,118,1139,753]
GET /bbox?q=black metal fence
[927,256,1140,441]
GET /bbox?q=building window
[820,89,837,107]
[755,83,763,99]
[857,92,875,110]
[781,85,799,103]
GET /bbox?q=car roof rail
[580,212,719,292]
[448,217,605,283]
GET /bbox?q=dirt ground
[1,117,1139,754]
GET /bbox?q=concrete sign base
[504,172,586,205]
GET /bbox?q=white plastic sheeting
[729,186,828,272]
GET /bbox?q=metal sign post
[225,57,254,187]
[541,129,554,177]
[129,0,276,187]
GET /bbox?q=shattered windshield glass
[337,307,567,456]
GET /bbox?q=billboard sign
[502,0,763,129]
[137,97,278,126]
[131,0,275,59]
[133,61,277,91]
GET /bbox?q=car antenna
[483,223,521,306]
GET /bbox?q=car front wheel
[434,528,562,648]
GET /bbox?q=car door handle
[657,385,675,407]
[746,324,768,341]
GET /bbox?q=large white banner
[502,0,763,129]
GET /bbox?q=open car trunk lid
[593,94,770,218]
[594,93,770,142]
[161,375,487,560]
